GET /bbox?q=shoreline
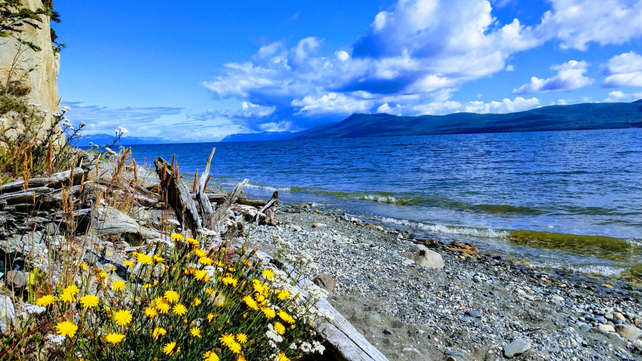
[243,201,642,360]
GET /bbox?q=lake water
[127,128,642,280]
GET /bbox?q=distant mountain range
[220,131,294,142]
[76,134,173,146]
[223,100,642,142]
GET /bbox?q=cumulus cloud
[513,60,594,94]
[461,97,540,113]
[376,96,539,115]
[536,0,642,51]
[600,51,642,88]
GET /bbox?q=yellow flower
[278,310,295,324]
[255,293,267,306]
[227,342,241,354]
[136,253,153,265]
[164,290,180,303]
[205,288,214,295]
[111,280,126,291]
[207,313,215,322]
[219,333,235,347]
[238,356,246,361]
[173,304,187,316]
[144,306,157,318]
[79,262,88,270]
[194,270,209,282]
[261,307,275,319]
[190,326,201,338]
[163,342,180,356]
[221,275,237,287]
[79,294,99,308]
[184,267,196,276]
[153,255,165,263]
[199,256,213,265]
[192,297,201,306]
[153,327,167,340]
[262,269,274,279]
[143,283,152,289]
[105,333,125,344]
[156,303,170,314]
[55,321,78,337]
[113,310,132,326]
[170,233,184,242]
[274,322,285,335]
[203,351,219,361]
[60,291,75,303]
[252,279,268,294]
[95,270,108,281]
[235,333,247,344]
[243,295,258,310]
[193,248,207,258]
[123,260,134,267]
[186,237,199,246]
[275,289,291,300]
[276,353,290,361]
[64,285,80,296]
[36,295,55,307]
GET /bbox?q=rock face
[0,0,60,140]
[615,325,642,341]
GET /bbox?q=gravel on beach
[244,204,642,361]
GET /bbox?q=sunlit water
[126,128,642,279]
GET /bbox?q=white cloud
[513,60,594,94]
[291,93,372,116]
[536,0,642,51]
[506,64,515,71]
[461,97,540,113]
[600,51,642,88]
[605,91,629,102]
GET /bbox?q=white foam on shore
[567,264,623,277]
[357,194,400,204]
[244,182,292,192]
[380,217,510,238]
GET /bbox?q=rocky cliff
[0,0,60,135]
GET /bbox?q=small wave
[244,183,293,192]
[379,217,511,238]
[567,264,624,278]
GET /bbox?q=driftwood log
[154,149,250,234]
[0,167,85,194]
[260,191,279,226]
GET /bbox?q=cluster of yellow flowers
[29,232,327,360]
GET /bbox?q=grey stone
[504,339,531,358]
[444,349,465,357]
[466,310,483,318]
[0,295,15,335]
[311,223,326,228]
[5,271,29,289]
[459,316,471,322]
[405,248,444,268]
[312,274,336,294]
[614,324,642,341]
[576,322,591,332]
[383,329,392,335]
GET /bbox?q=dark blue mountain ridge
[290,100,642,140]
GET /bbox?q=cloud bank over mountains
[199,0,642,133]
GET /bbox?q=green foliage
[0,0,64,53]
[0,98,85,183]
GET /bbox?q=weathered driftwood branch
[196,148,216,223]
[208,179,249,227]
[0,167,85,193]
[154,157,202,234]
[259,191,279,226]
[190,193,268,207]
[0,187,54,205]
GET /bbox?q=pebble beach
[245,204,642,361]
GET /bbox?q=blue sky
[55,0,642,141]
